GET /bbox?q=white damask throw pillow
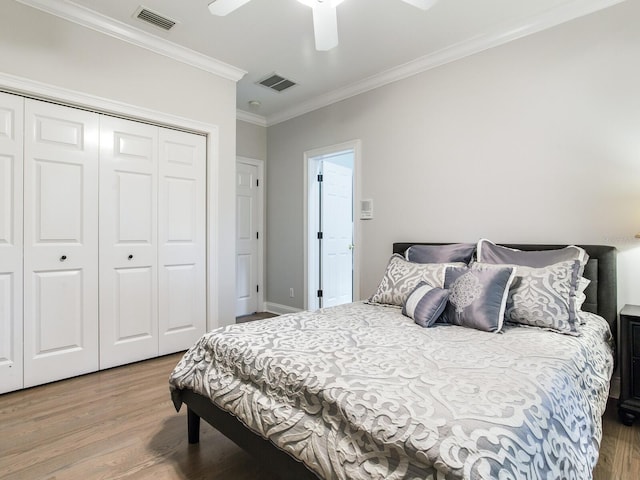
[478,260,582,335]
[368,254,462,307]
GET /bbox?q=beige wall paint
[237,120,267,161]
[0,2,239,327]
[266,0,640,310]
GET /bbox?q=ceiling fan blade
[208,0,252,16]
[400,0,439,10]
[312,6,339,51]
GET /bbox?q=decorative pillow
[478,260,582,335]
[405,243,476,265]
[440,264,516,333]
[402,281,449,328]
[576,277,590,312]
[476,239,589,273]
[368,254,460,307]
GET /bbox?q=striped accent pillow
[402,281,449,328]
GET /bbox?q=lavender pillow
[477,239,588,272]
[402,281,449,328]
[441,264,516,333]
[405,243,476,264]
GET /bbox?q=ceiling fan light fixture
[400,0,439,11]
[296,0,345,51]
[296,0,345,7]
[209,0,437,52]
[208,0,252,16]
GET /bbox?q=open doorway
[305,141,361,311]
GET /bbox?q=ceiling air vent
[135,7,176,31]
[257,74,297,93]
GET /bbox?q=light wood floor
[1,353,638,480]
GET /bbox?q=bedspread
[169,302,613,480]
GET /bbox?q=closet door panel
[112,267,154,340]
[0,92,23,394]
[158,129,206,354]
[23,99,99,388]
[100,116,158,368]
[33,270,83,352]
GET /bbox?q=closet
[0,92,206,393]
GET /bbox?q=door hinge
[256,179,259,187]
[317,289,323,298]
[317,174,323,182]
[317,232,323,240]
[256,231,259,240]
[256,285,259,293]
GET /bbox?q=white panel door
[23,99,99,387]
[236,162,259,316]
[99,116,158,368]
[158,128,206,354]
[0,92,24,393]
[321,161,353,308]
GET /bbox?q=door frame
[236,156,265,313]
[303,140,361,310]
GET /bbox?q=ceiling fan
[208,0,439,51]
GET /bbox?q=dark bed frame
[175,243,617,480]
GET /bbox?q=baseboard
[264,302,303,315]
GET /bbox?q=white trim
[16,0,624,126]
[303,140,362,310]
[237,109,268,127]
[16,0,246,82]
[265,0,626,126]
[265,302,304,315]
[0,71,222,333]
[236,156,265,315]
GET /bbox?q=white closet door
[158,128,206,354]
[99,116,158,368]
[23,99,99,387]
[0,92,24,393]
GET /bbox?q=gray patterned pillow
[441,264,516,333]
[478,260,582,335]
[368,254,461,307]
[402,281,449,327]
[576,277,590,313]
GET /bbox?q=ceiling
[25,0,623,125]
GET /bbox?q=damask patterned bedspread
[169,302,614,480]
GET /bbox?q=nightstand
[618,304,640,426]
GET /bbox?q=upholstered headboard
[393,243,617,339]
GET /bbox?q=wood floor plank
[1,353,638,479]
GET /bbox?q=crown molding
[266,0,626,126]
[236,109,268,127]
[16,0,246,82]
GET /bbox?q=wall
[266,0,640,311]
[237,120,267,161]
[0,1,239,327]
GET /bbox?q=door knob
[60,255,67,261]
[128,254,133,260]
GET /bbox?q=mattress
[169,301,613,480]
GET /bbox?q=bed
[169,242,617,480]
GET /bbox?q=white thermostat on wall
[360,199,373,220]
